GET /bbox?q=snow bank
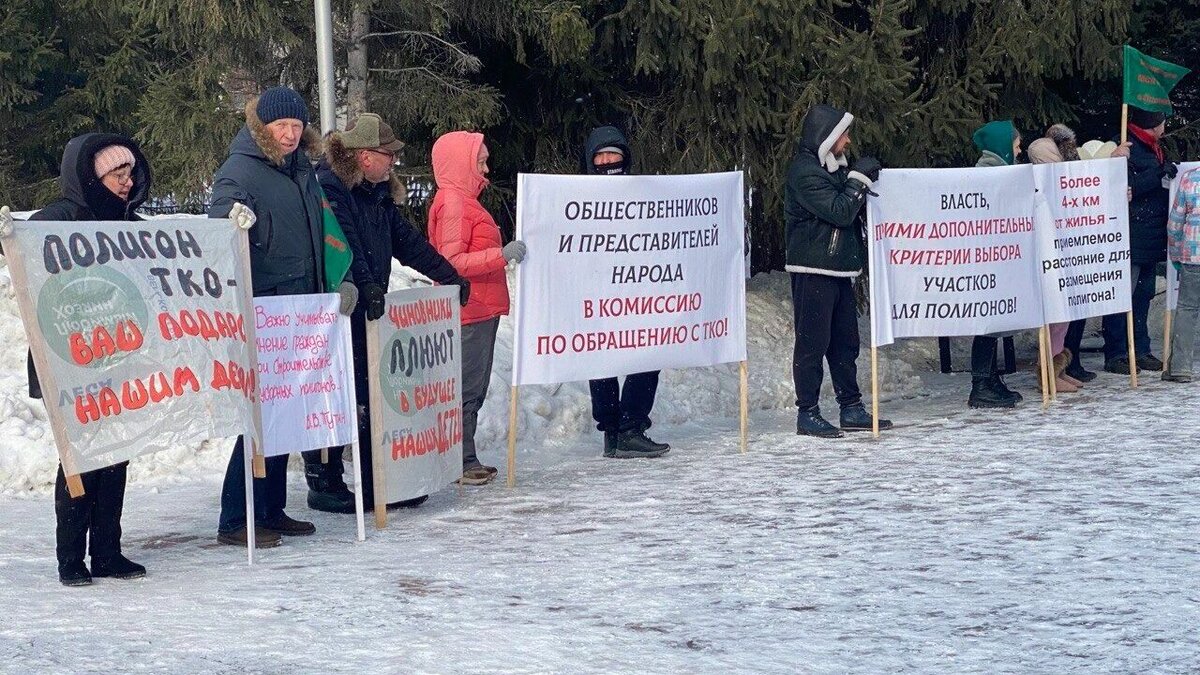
[0,254,1168,493]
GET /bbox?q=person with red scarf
[1101,107,1177,374]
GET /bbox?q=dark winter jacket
[318,135,460,291]
[23,133,151,399]
[784,105,872,277]
[582,126,632,176]
[1117,130,1170,264]
[319,134,462,401]
[208,98,326,296]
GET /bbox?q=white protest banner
[1166,162,1200,312]
[367,285,462,518]
[867,166,1042,346]
[1033,157,1132,322]
[511,172,747,386]
[1,218,258,482]
[254,294,356,456]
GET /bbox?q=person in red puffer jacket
[427,131,526,485]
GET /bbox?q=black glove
[851,156,882,183]
[455,277,471,307]
[1164,162,1179,180]
[362,282,386,321]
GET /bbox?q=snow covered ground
[0,266,1197,672]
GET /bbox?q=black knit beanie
[256,87,309,125]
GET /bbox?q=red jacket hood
[432,131,488,197]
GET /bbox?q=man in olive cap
[306,113,469,512]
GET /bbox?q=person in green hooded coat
[967,120,1026,408]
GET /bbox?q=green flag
[317,184,353,291]
[1123,45,1190,114]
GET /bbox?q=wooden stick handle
[65,473,85,498]
[252,450,266,479]
[1127,310,1138,388]
[1163,309,1174,372]
[1038,326,1050,409]
[365,321,388,529]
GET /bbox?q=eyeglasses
[366,148,402,165]
[103,168,134,185]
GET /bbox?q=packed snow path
[1,369,1196,673]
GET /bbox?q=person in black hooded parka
[581,126,670,459]
[784,104,892,438]
[27,133,151,586]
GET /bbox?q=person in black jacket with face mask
[306,113,469,512]
[26,133,151,586]
[581,126,670,458]
[784,104,892,438]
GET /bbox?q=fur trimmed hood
[324,132,407,204]
[244,95,322,166]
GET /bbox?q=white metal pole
[314,0,337,133]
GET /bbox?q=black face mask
[595,162,625,175]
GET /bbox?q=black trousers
[791,273,862,411]
[1101,262,1156,362]
[1064,318,1087,370]
[218,436,288,533]
[589,371,660,433]
[970,336,999,380]
[55,462,128,567]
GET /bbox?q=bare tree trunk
[346,0,370,118]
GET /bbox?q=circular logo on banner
[37,266,151,367]
[379,331,428,417]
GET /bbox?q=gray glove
[337,281,358,316]
[502,240,527,264]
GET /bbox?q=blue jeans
[1102,263,1156,362]
[218,436,289,533]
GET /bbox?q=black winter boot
[990,375,1022,403]
[602,430,619,458]
[260,513,316,536]
[1064,363,1097,383]
[304,451,355,514]
[1104,356,1137,375]
[91,554,146,580]
[613,430,670,458]
[839,403,893,431]
[1136,354,1163,371]
[797,408,844,438]
[58,561,92,587]
[968,377,1017,408]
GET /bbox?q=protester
[1027,127,1084,393]
[427,131,525,484]
[1164,167,1200,382]
[784,104,892,437]
[308,113,471,511]
[1065,139,1133,382]
[209,87,357,546]
[28,133,151,585]
[967,120,1025,408]
[1101,106,1175,374]
[580,126,670,458]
